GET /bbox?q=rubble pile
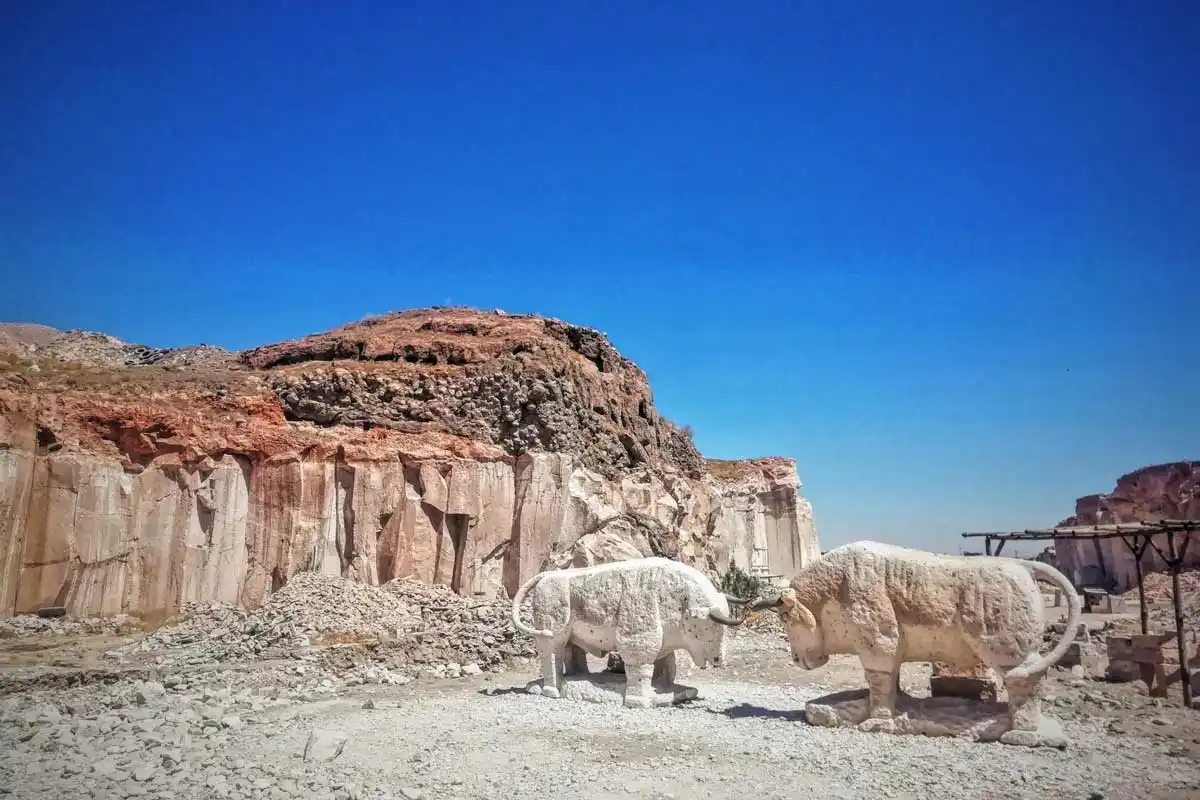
[379,579,537,671]
[741,609,784,634]
[35,329,234,368]
[105,572,536,679]
[121,572,419,666]
[1119,570,1200,630]
[0,613,138,638]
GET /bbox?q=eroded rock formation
[1053,461,1199,592]
[0,309,819,619]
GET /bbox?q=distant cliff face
[0,309,820,619]
[1054,461,1199,592]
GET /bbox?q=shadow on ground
[478,685,529,698]
[708,702,806,723]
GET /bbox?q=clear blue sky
[2,1,1197,553]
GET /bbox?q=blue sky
[2,1,1197,553]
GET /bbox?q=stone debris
[1,642,1197,800]
[343,664,413,687]
[303,729,349,762]
[28,328,234,368]
[105,572,536,680]
[0,612,138,638]
[118,571,419,666]
[378,578,537,672]
[1117,571,1200,631]
[741,609,784,634]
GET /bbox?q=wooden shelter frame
[961,520,1197,708]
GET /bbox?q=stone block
[1060,642,1083,668]
[930,662,1003,703]
[1079,645,1108,680]
[1106,659,1138,683]
[931,676,1002,703]
[1107,634,1134,658]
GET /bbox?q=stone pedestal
[930,662,1004,703]
[803,689,1068,749]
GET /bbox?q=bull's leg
[853,666,902,734]
[535,642,564,698]
[623,660,655,709]
[652,650,677,688]
[1001,663,1044,733]
[863,668,900,720]
[565,643,590,676]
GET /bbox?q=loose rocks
[117,572,419,666]
[0,613,138,638]
[378,578,537,671]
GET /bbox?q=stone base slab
[930,674,1004,703]
[525,672,698,707]
[804,689,1068,749]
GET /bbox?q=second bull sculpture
[510,557,751,708]
[750,540,1082,745]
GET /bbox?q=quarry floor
[2,627,1199,800]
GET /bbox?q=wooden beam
[962,520,1199,541]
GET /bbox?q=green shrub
[718,563,762,602]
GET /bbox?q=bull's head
[749,591,827,670]
[687,594,752,669]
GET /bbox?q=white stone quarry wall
[0,449,819,619]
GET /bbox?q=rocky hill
[1053,460,1199,593]
[0,309,820,619]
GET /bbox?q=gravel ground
[2,626,1198,800]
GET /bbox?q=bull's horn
[724,594,752,605]
[748,595,785,611]
[709,608,745,626]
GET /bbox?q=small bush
[718,564,762,602]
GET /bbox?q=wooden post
[1166,531,1192,708]
[1136,544,1149,635]
[1120,535,1152,635]
[985,537,993,557]
[994,539,1007,557]
[1151,529,1194,708]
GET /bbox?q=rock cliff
[1053,460,1199,592]
[0,309,819,619]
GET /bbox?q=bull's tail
[1009,559,1083,679]
[510,571,554,638]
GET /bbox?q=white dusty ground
[1,628,1198,800]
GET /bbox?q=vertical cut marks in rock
[446,513,469,594]
[335,460,356,576]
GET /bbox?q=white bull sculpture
[511,557,751,707]
[750,541,1082,739]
